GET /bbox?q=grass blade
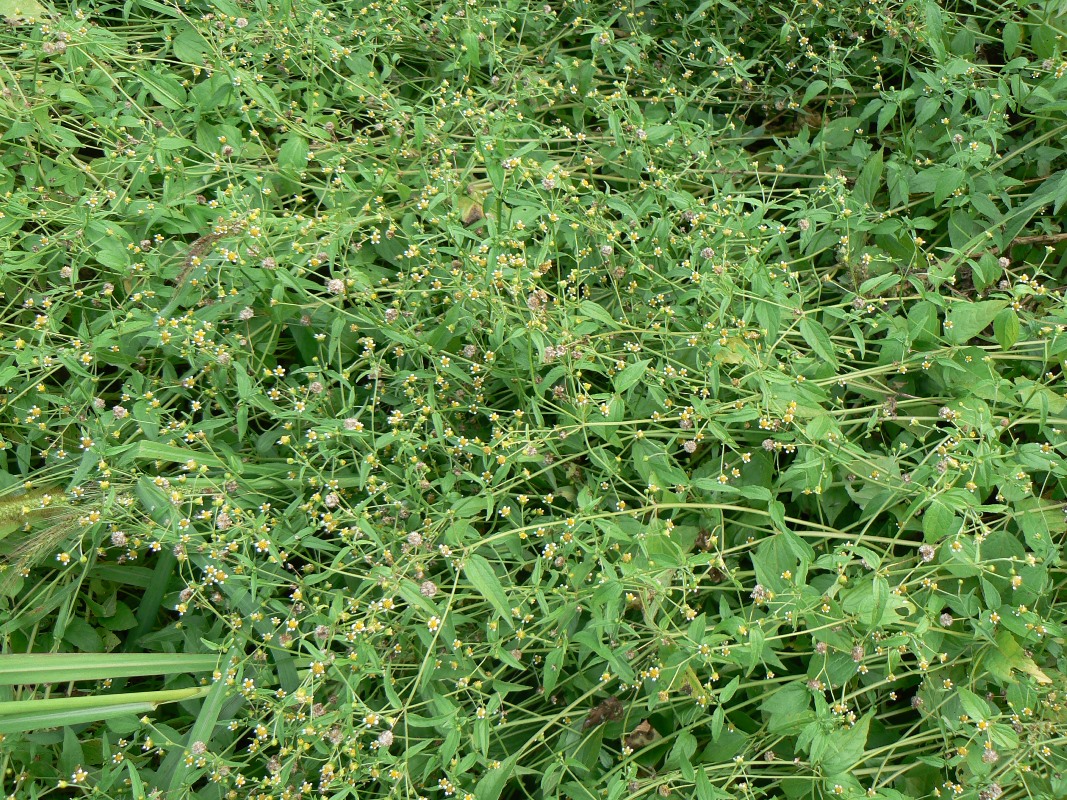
[0,686,212,715]
[0,686,212,733]
[0,653,220,685]
[158,662,234,793]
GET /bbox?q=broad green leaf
[719,676,741,704]
[465,554,514,629]
[798,318,838,368]
[561,781,598,800]
[137,72,187,110]
[945,300,1008,345]
[923,500,962,541]
[802,79,828,107]
[279,135,309,174]
[925,1,943,43]
[577,300,619,327]
[711,705,725,741]
[956,687,990,722]
[813,711,873,773]
[156,136,194,151]
[542,643,566,694]
[172,25,210,62]
[614,359,650,392]
[476,753,519,800]
[858,272,899,296]
[934,167,964,206]
[761,682,811,733]
[915,95,941,126]
[1003,22,1021,58]
[696,770,730,800]
[970,193,1001,222]
[127,761,147,800]
[993,308,1020,350]
[668,731,698,779]
[842,576,905,626]
[886,156,908,202]
[854,148,884,206]
[998,171,1067,248]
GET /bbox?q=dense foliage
[1,0,1066,798]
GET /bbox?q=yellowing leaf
[0,0,47,22]
[457,195,485,227]
[1017,658,1053,685]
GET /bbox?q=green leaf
[476,753,519,800]
[137,72,187,110]
[668,731,698,779]
[562,781,598,800]
[972,252,1002,290]
[1003,22,1021,58]
[934,167,964,206]
[907,300,940,343]
[60,727,84,779]
[127,761,147,800]
[762,682,812,733]
[696,770,721,800]
[956,687,991,721]
[1017,497,1065,560]
[923,500,962,541]
[719,675,741,703]
[63,618,103,652]
[854,148,884,206]
[95,236,131,270]
[577,300,619,328]
[993,308,1020,350]
[802,79,829,107]
[1053,171,1067,216]
[915,95,941,127]
[279,135,309,175]
[614,359,650,393]
[172,25,210,63]
[925,1,943,43]
[842,576,904,626]
[798,318,838,368]
[877,100,898,132]
[998,171,1067,248]
[970,193,1001,222]
[465,554,514,629]
[813,711,874,773]
[945,300,1008,345]
[542,644,566,694]
[155,136,194,151]
[711,705,725,741]
[858,273,900,296]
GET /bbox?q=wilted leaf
[460,196,485,227]
[624,719,661,750]
[583,697,623,729]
